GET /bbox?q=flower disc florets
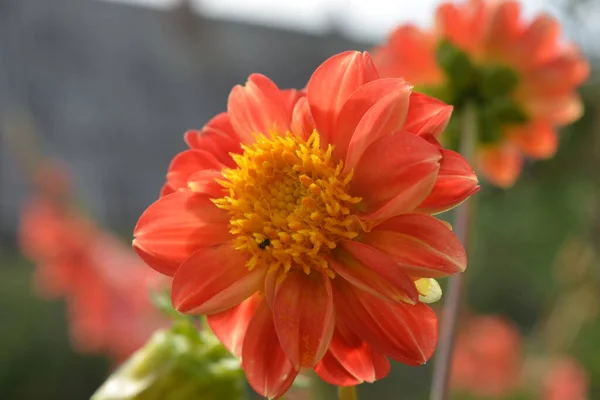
[213,131,361,278]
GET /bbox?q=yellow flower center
[213,131,362,278]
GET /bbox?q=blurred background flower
[0,0,598,399]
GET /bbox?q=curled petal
[282,88,305,112]
[404,92,453,137]
[133,191,231,276]
[271,269,334,368]
[291,97,315,141]
[362,213,467,278]
[171,243,265,315]
[333,78,413,169]
[242,300,299,399]
[507,120,558,159]
[352,132,441,221]
[307,51,378,145]
[207,293,262,357]
[166,150,223,192]
[416,149,479,214]
[184,112,241,167]
[228,74,292,143]
[331,241,418,303]
[333,279,438,365]
[478,144,523,188]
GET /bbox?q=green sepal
[479,64,520,99]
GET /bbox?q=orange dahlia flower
[373,0,589,187]
[133,51,479,398]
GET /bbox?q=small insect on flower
[258,239,271,250]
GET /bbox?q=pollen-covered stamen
[212,131,361,278]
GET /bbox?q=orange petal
[436,1,486,52]
[352,132,441,221]
[291,96,315,141]
[485,1,521,56]
[184,112,241,167]
[522,50,590,96]
[171,243,264,315]
[404,92,453,137]
[372,25,442,84]
[207,293,262,357]
[271,269,334,368]
[477,144,523,188]
[281,88,305,112]
[362,213,467,278]
[524,93,584,125]
[331,241,419,303]
[133,191,231,276]
[166,149,223,192]
[242,300,299,399]
[227,74,292,142]
[416,148,479,214]
[327,320,391,384]
[334,78,413,169]
[515,15,560,68]
[507,120,558,159]
[307,51,378,145]
[333,279,438,365]
[315,351,362,386]
[187,169,225,197]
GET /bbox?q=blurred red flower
[133,51,479,398]
[543,357,589,400]
[451,315,522,397]
[19,160,166,361]
[373,0,589,187]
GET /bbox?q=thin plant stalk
[338,386,357,400]
[429,102,478,400]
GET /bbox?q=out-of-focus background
[0,0,598,399]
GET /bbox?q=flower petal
[524,93,584,125]
[171,243,265,315]
[207,293,262,357]
[165,149,224,192]
[485,1,521,55]
[133,191,231,276]
[242,300,299,399]
[351,132,441,221]
[331,241,418,303]
[291,96,315,141]
[228,74,292,142]
[271,269,334,368]
[187,169,226,198]
[507,120,558,159]
[361,213,467,278]
[478,144,523,188]
[404,92,453,137]
[333,78,413,169]
[416,149,479,214]
[184,112,241,167]
[333,279,438,365]
[515,15,560,68]
[307,51,378,145]
[315,351,362,387]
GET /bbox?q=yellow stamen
[213,130,361,277]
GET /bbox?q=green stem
[429,102,478,400]
[338,386,357,400]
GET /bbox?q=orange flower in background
[450,315,522,397]
[543,357,589,400]
[133,51,479,398]
[373,0,589,187]
[19,161,166,361]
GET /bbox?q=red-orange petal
[271,269,334,368]
[307,51,378,145]
[485,1,521,56]
[525,93,584,126]
[477,144,523,188]
[291,96,315,141]
[133,191,231,276]
[207,293,262,357]
[334,78,413,169]
[515,15,560,68]
[361,213,467,278]
[171,243,264,315]
[186,169,225,198]
[184,112,241,167]
[333,279,438,365]
[507,120,558,159]
[351,132,441,221]
[315,351,362,387]
[228,74,292,143]
[166,149,223,192]
[242,300,299,399]
[416,148,479,214]
[404,92,453,137]
[332,241,418,303]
